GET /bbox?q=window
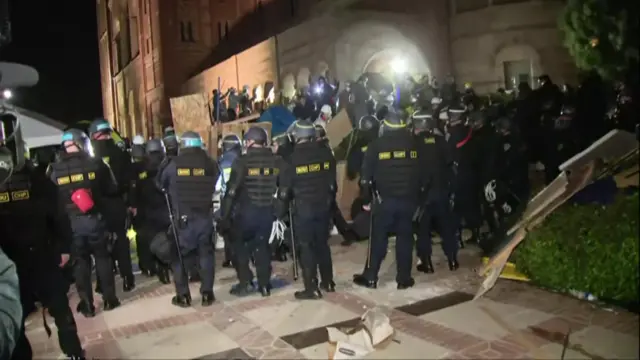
[114,35,123,73]
[129,16,139,57]
[503,60,532,90]
[180,21,195,42]
[217,22,222,41]
[224,21,229,39]
[146,38,151,53]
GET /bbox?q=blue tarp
[257,105,296,136]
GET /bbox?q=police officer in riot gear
[412,110,458,273]
[131,135,146,162]
[273,133,294,159]
[216,134,242,268]
[163,133,179,157]
[2,143,86,359]
[218,127,280,297]
[346,115,379,180]
[88,118,136,292]
[49,128,121,317]
[277,120,337,299]
[130,139,171,284]
[158,131,218,307]
[353,111,426,290]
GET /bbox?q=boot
[448,256,460,271]
[397,277,415,290]
[94,283,102,295]
[294,288,322,300]
[123,276,135,292]
[320,281,336,293]
[353,274,377,289]
[416,258,434,273]
[229,282,255,297]
[171,294,192,308]
[76,300,96,318]
[258,284,272,297]
[221,260,233,268]
[103,298,121,311]
[201,291,215,306]
[157,267,171,284]
[189,272,201,283]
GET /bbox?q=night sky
[1,1,102,124]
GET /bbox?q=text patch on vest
[0,192,9,203]
[378,150,418,160]
[295,162,330,174]
[248,168,278,176]
[177,168,191,176]
[11,190,29,201]
[424,137,436,144]
[139,171,148,180]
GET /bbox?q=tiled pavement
[26,239,639,359]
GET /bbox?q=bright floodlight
[391,58,407,73]
[2,89,12,99]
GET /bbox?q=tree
[560,0,639,82]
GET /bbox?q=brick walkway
[26,241,639,359]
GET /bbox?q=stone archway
[334,20,432,82]
[494,44,542,90]
[281,73,296,99]
[296,67,311,90]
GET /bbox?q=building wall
[450,0,577,93]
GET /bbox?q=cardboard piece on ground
[325,109,353,150]
[327,307,394,359]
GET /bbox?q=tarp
[12,106,65,149]
[257,105,296,136]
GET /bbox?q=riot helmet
[290,120,316,143]
[179,131,203,149]
[88,118,112,138]
[411,110,436,134]
[467,110,486,130]
[163,133,179,151]
[132,134,145,146]
[220,134,242,152]
[494,117,513,135]
[379,110,407,136]
[243,126,269,147]
[61,128,92,154]
[358,115,379,132]
[315,123,327,140]
[130,144,145,159]
[447,102,468,126]
[146,139,165,154]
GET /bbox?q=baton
[163,191,191,298]
[288,203,299,281]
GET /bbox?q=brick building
[97,0,575,137]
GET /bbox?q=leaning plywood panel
[169,93,211,143]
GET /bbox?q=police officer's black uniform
[278,120,337,300]
[131,139,171,283]
[1,160,85,359]
[219,127,281,297]
[353,111,427,290]
[49,129,121,317]
[88,119,135,292]
[412,110,458,273]
[158,131,217,307]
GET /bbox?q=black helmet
[447,102,468,125]
[61,128,91,153]
[146,139,165,153]
[243,126,269,146]
[494,117,512,134]
[163,134,178,150]
[314,123,327,140]
[379,110,407,136]
[411,110,435,133]
[220,134,242,152]
[467,110,486,130]
[358,115,379,132]
[130,144,145,159]
[180,131,203,148]
[88,118,112,137]
[290,120,316,143]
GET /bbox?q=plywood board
[326,110,353,150]
[169,93,212,144]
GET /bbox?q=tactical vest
[92,139,128,193]
[372,131,421,199]
[418,134,450,192]
[0,170,33,216]
[137,159,165,212]
[172,152,216,214]
[289,142,335,205]
[51,155,103,216]
[241,148,279,207]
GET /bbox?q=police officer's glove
[484,180,497,203]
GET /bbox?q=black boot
[201,291,215,306]
[320,281,336,292]
[94,283,102,295]
[123,276,135,292]
[258,284,272,297]
[171,294,192,308]
[416,258,435,273]
[448,256,460,271]
[221,260,233,268]
[76,300,96,318]
[103,298,121,311]
[189,272,201,283]
[397,278,415,290]
[229,282,255,297]
[353,274,377,289]
[157,267,171,284]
